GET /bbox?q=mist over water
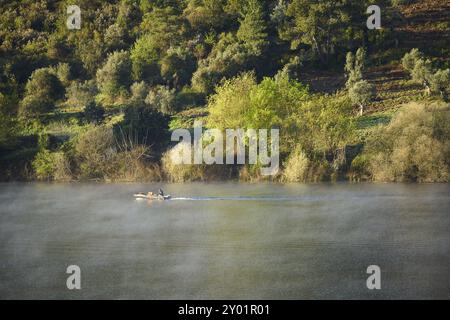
[0,182,449,299]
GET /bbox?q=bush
[160,47,196,88]
[71,125,162,181]
[32,150,71,181]
[65,80,98,109]
[207,71,308,133]
[161,143,232,182]
[364,102,449,182]
[50,63,72,87]
[161,144,204,182]
[83,101,105,124]
[349,154,370,182]
[115,104,170,152]
[109,144,161,182]
[282,148,309,182]
[191,33,255,94]
[0,114,17,147]
[130,34,160,83]
[74,126,116,179]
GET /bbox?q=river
[0,182,449,299]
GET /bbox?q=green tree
[401,48,423,74]
[429,69,450,100]
[96,50,132,98]
[19,68,64,116]
[0,101,17,146]
[116,105,170,151]
[206,72,256,129]
[300,95,356,160]
[191,33,251,94]
[129,81,148,105]
[236,0,268,55]
[145,85,176,114]
[184,0,228,32]
[345,48,366,88]
[402,49,449,98]
[411,58,433,94]
[130,34,161,83]
[349,80,376,116]
[160,47,196,88]
[284,0,361,63]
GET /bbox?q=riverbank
[2,101,448,184]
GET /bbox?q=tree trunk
[424,84,431,96]
[312,35,325,64]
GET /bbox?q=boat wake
[169,196,303,201]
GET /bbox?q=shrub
[71,125,161,181]
[65,80,98,109]
[161,144,205,182]
[191,33,255,94]
[32,150,71,181]
[0,114,17,147]
[160,47,196,88]
[298,94,356,159]
[349,154,370,182]
[109,144,161,182]
[364,102,449,182]
[282,148,309,182]
[207,71,308,133]
[50,63,72,87]
[411,58,433,90]
[161,143,232,182]
[32,149,55,180]
[115,104,170,152]
[74,126,116,179]
[83,101,105,124]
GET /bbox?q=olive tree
[349,80,376,116]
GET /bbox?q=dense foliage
[0,0,448,182]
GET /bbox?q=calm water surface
[0,182,449,299]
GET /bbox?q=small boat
[134,193,171,200]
